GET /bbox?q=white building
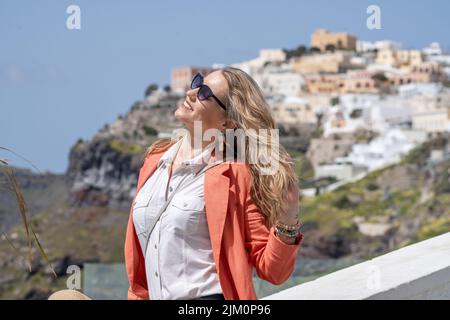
[399,84,450,133]
[259,49,286,63]
[412,110,450,133]
[270,96,316,124]
[398,83,443,98]
[322,95,380,137]
[423,42,443,56]
[422,42,450,69]
[356,40,402,53]
[254,69,305,97]
[231,48,287,77]
[323,105,370,137]
[315,163,366,181]
[334,128,416,171]
[369,97,413,132]
[339,93,381,115]
[322,92,415,137]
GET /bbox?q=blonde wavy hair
[143,67,298,227]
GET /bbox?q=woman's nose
[186,88,197,102]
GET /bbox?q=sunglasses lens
[191,73,202,89]
[198,86,212,101]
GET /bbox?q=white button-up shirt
[132,137,223,299]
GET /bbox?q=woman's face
[175,70,229,135]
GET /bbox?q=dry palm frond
[30,225,57,277]
[0,148,56,277]
[2,231,20,253]
[3,166,33,272]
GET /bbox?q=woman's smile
[183,100,194,111]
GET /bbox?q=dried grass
[0,147,56,277]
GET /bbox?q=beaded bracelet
[275,225,300,238]
[274,219,301,238]
[276,219,300,231]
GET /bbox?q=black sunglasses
[190,72,227,111]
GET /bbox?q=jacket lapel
[135,156,160,198]
[204,163,230,275]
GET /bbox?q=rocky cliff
[66,92,183,209]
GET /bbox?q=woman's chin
[174,107,192,124]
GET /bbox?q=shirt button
[155,271,158,277]
[154,243,157,249]
[169,186,173,192]
[183,203,187,207]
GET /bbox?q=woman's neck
[177,131,215,161]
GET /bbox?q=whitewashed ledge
[262,232,450,300]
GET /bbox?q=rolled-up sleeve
[244,190,304,285]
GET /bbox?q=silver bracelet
[274,225,300,238]
[276,219,300,231]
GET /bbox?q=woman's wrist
[274,229,298,245]
[278,211,300,225]
[277,216,299,226]
[274,217,301,245]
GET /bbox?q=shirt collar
[157,137,217,175]
[180,141,217,175]
[157,138,183,168]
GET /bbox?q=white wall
[262,232,450,300]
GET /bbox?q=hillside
[0,168,70,233]
[298,134,450,259]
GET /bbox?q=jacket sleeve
[243,178,304,285]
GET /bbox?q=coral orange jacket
[124,148,304,300]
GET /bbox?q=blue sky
[1,0,449,173]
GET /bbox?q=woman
[124,67,304,300]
